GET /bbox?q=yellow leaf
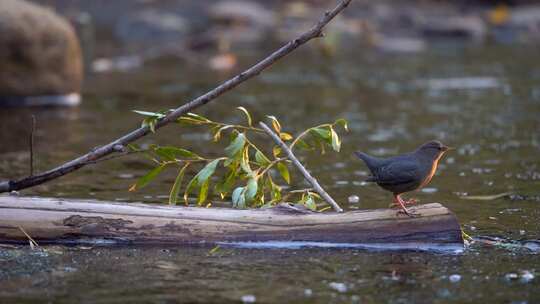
[273,146,281,157]
[279,132,293,141]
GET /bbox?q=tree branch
[0,0,352,194]
[259,122,343,213]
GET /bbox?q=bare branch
[0,0,352,193]
[29,115,36,176]
[259,122,343,213]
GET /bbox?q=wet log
[0,196,463,248]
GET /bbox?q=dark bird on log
[354,140,452,216]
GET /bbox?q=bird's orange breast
[420,154,443,188]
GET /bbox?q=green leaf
[232,187,244,207]
[177,117,206,125]
[129,164,166,191]
[295,139,313,150]
[240,146,252,174]
[268,176,282,202]
[310,127,331,140]
[277,162,290,184]
[154,146,201,160]
[142,117,158,133]
[272,146,281,157]
[197,159,221,184]
[245,178,258,202]
[127,144,141,152]
[183,175,198,205]
[237,194,246,208]
[307,191,322,199]
[186,112,211,122]
[330,127,341,152]
[236,106,252,126]
[216,165,238,198]
[213,125,234,142]
[305,195,317,211]
[255,150,270,166]
[334,118,349,131]
[225,133,246,158]
[153,146,175,161]
[133,110,165,118]
[172,148,201,159]
[266,115,281,133]
[177,113,212,125]
[198,180,210,205]
[169,163,189,205]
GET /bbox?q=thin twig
[259,122,343,212]
[29,115,36,176]
[18,226,39,249]
[0,0,352,194]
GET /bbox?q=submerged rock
[0,0,83,106]
[329,282,348,293]
[420,16,486,42]
[115,10,189,43]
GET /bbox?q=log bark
[0,196,463,247]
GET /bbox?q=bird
[354,140,452,216]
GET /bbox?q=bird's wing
[373,160,420,186]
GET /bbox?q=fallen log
[0,196,463,248]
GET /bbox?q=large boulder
[0,0,82,106]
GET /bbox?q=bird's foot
[403,198,418,206]
[396,208,419,218]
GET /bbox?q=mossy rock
[0,0,82,105]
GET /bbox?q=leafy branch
[130,107,348,211]
[0,0,352,194]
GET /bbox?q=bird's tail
[353,151,379,182]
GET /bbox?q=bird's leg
[392,195,417,217]
[389,196,417,207]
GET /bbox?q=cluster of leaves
[130,107,347,210]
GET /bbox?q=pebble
[118,173,135,179]
[329,282,347,293]
[421,187,438,193]
[449,274,461,283]
[304,289,313,297]
[520,270,535,283]
[241,295,256,303]
[505,273,519,281]
[334,162,346,169]
[348,195,360,203]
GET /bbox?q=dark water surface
[1,45,539,302]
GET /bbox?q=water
[1,44,539,302]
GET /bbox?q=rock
[448,274,461,283]
[328,282,347,293]
[420,16,486,42]
[208,1,275,46]
[0,0,83,106]
[371,35,427,53]
[209,1,274,28]
[115,10,189,44]
[348,195,360,204]
[510,5,540,28]
[241,295,256,303]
